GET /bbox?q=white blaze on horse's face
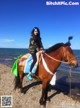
[62,45,78,67]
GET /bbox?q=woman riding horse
[13,37,78,106]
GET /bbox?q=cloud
[0,39,15,42]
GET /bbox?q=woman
[24,27,44,80]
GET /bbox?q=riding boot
[26,72,33,81]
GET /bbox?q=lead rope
[45,53,69,64]
[69,67,72,98]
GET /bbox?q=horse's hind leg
[19,71,24,92]
[14,71,23,90]
[14,75,20,90]
[39,80,49,106]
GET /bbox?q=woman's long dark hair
[31,27,40,37]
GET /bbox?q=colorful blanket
[24,54,38,74]
[11,53,38,76]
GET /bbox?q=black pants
[30,53,37,72]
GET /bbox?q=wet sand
[0,63,80,108]
[55,70,80,101]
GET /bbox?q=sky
[0,0,80,49]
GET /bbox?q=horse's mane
[45,43,64,53]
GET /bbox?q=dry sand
[0,63,80,108]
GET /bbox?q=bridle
[44,47,75,65]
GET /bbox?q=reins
[45,53,69,64]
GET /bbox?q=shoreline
[0,63,80,108]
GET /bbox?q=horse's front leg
[39,80,49,106]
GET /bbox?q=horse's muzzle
[70,62,78,68]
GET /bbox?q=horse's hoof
[47,98,50,102]
[21,88,26,94]
[40,105,46,108]
[39,99,46,106]
[20,88,23,93]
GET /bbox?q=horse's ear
[65,36,73,46]
[68,36,73,42]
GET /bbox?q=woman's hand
[39,50,45,54]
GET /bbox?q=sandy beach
[0,63,80,108]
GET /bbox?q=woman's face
[33,29,38,36]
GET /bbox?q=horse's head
[62,36,78,68]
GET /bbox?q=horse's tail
[14,68,20,89]
[12,55,22,89]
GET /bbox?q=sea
[0,48,80,73]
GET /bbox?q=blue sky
[0,0,80,49]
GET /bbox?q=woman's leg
[26,53,37,80]
[30,53,37,72]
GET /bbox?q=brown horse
[14,37,78,106]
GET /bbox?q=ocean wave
[13,57,17,59]
[5,58,13,61]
